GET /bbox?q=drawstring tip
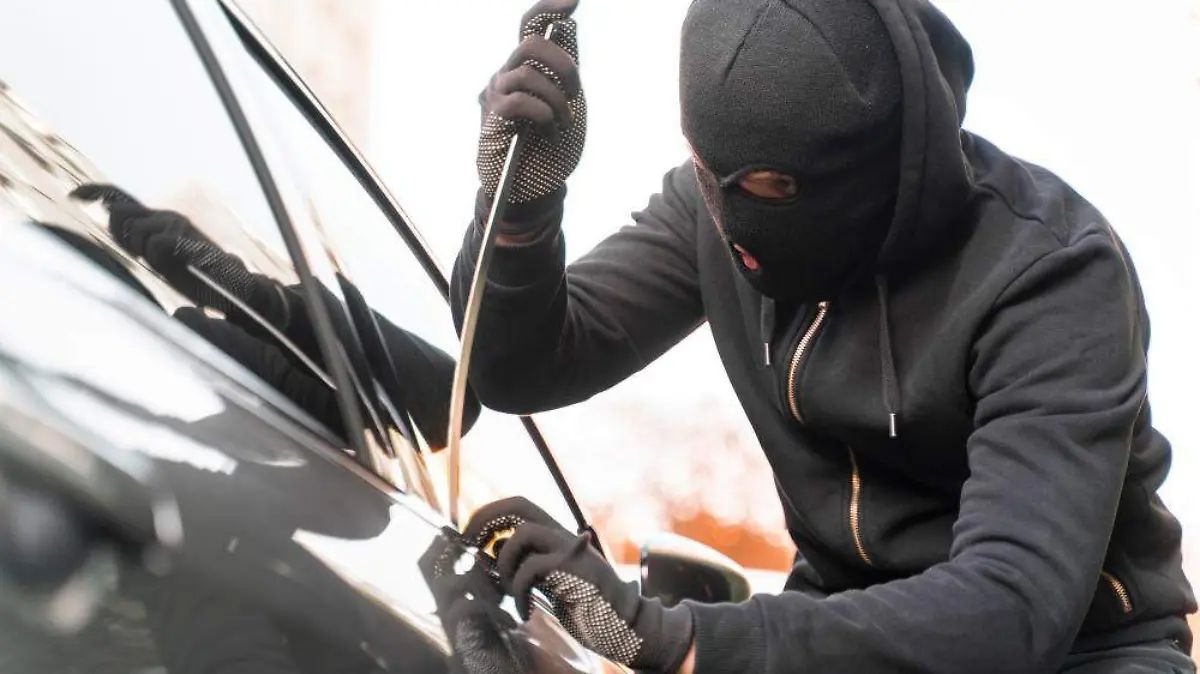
[764,343,772,367]
[888,413,898,439]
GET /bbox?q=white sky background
[370,1,1200,564]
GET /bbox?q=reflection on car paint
[0,2,637,671]
[293,501,449,652]
[38,380,239,476]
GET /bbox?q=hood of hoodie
[869,0,976,275]
[681,0,977,284]
[680,0,979,436]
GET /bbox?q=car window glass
[0,0,351,443]
[221,21,579,531]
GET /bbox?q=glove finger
[490,79,566,144]
[121,209,190,259]
[495,522,572,594]
[70,183,144,209]
[509,556,551,622]
[461,496,561,545]
[520,0,579,36]
[488,91,556,133]
[494,65,572,130]
[504,37,581,99]
[104,205,138,252]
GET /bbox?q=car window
[216,11,580,531]
[0,0,351,444]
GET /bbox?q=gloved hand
[462,498,694,673]
[477,0,586,227]
[71,183,293,330]
[420,528,533,674]
[173,307,344,436]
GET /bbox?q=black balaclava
[681,0,903,302]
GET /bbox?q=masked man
[452,1,1196,672]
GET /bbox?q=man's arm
[682,226,1143,674]
[451,162,705,414]
[368,307,482,448]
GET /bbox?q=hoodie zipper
[782,303,872,565]
[847,449,873,566]
[786,302,830,423]
[1101,571,1133,614]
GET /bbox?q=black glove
[463,498,694,673]
[420,529,533,674]
[71,183,294,329]
[173,307,344,436]
[477,0,586,229]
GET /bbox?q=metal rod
[518,415,598,548]
[447,23,561,527]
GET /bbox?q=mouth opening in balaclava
[681,0,903,303]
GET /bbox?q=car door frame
[206,0,594,536]
[166,0,391,478]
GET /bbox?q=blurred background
[238,0,1200,589]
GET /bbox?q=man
[452,1,1196,672]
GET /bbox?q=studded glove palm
[463,498,694,673]
[477,0,586,223]
[420,529,534,674]
[72,183,293,330]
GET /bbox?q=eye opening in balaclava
[681,0,904,302]
[722,166,804,203]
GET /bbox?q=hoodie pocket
[1081,566,1139,635]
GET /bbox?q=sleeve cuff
[474,186,566,239]
[634,601,695,673]
[462,196,566,291]
[682,600,769,674]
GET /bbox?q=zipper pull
[764,342,772,367]
[888,413,898,439]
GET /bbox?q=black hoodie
[451,0,1196,671]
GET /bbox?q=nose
[733,244,760,271]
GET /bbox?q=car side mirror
[639,532,752,607]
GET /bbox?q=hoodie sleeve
[370,308,482,447]
[451,162,705,414]
[686,226,1144,674]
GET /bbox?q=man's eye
[737,171,800,200]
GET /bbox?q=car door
[200,0,591,536]
[0,1,468,672]
[0,235,445,673]
[0,3,619,674]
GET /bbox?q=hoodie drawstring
[760,297,776,367]
[876,275,902,438]
[761,285,898,438]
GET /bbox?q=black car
[0,1,751,672]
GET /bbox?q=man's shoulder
[967,134,1114,258]
[632,161,708,234]
[661,159,704,209]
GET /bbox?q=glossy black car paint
[0,1,611,672]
